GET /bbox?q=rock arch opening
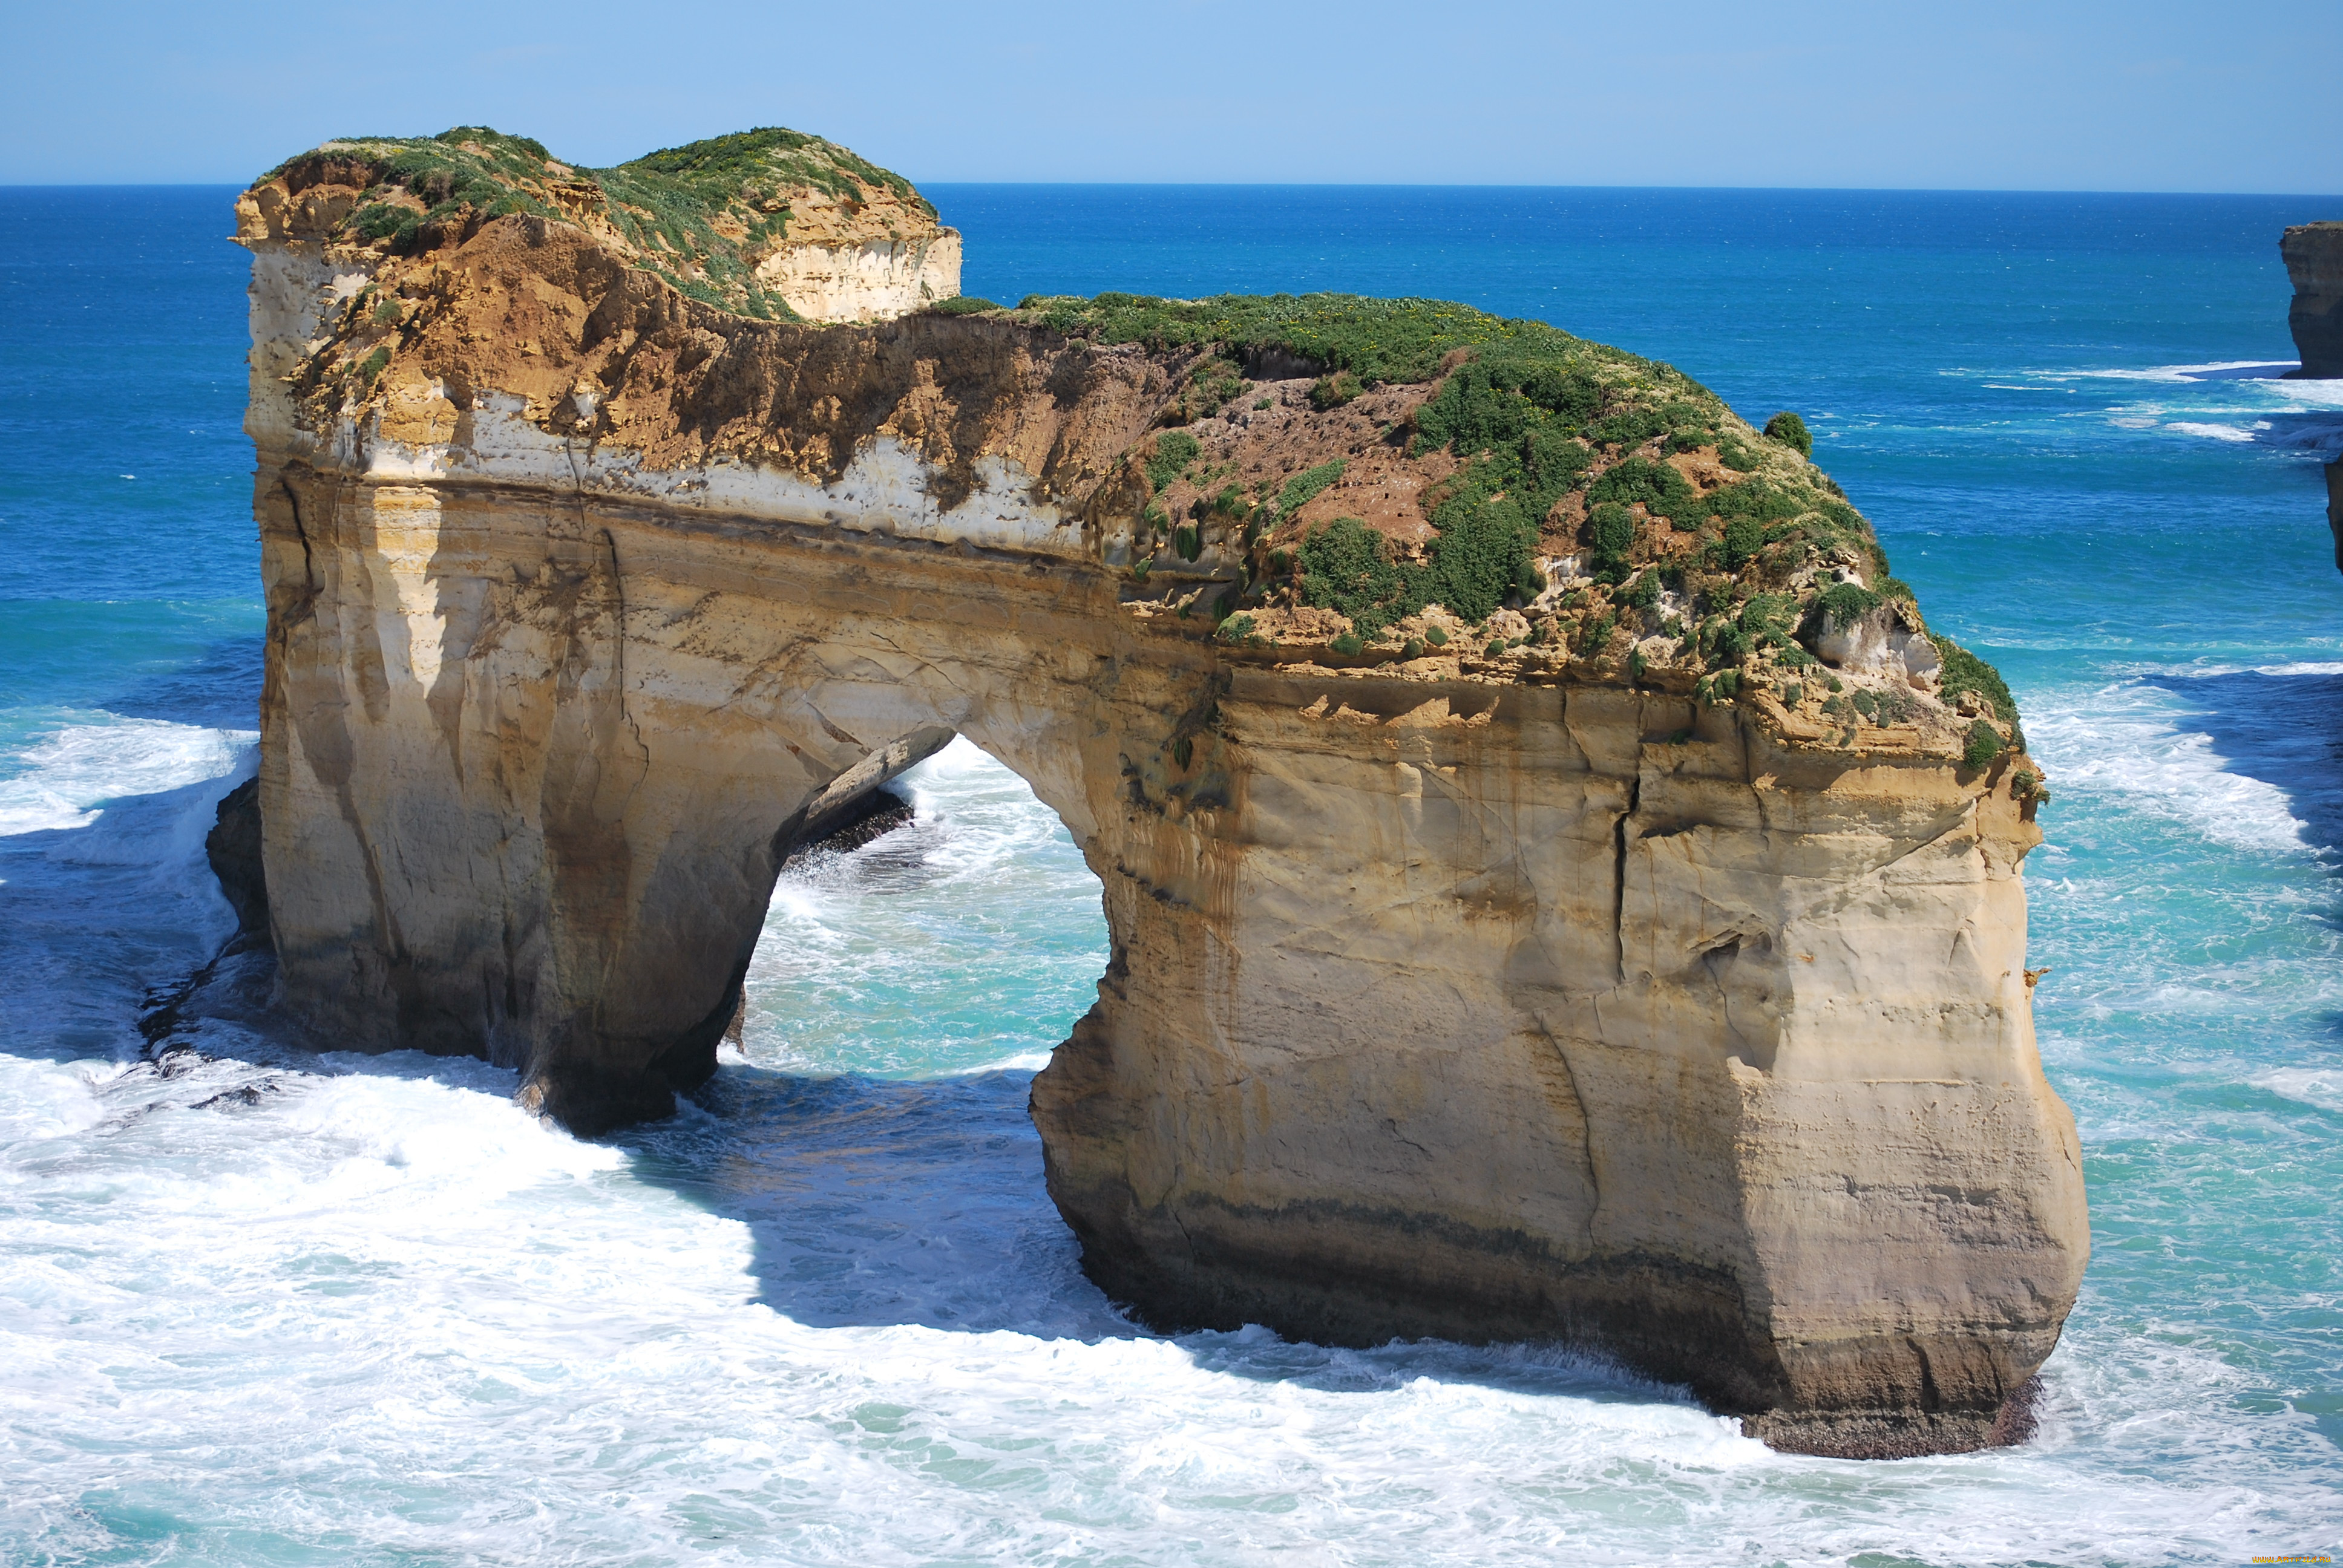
[736,736,1113,1082]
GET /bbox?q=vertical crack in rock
[1613,768,1640,987]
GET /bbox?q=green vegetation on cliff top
[1003,289,2010,733]
[261,125,938,321]
[254,125,2015,739]
[1009,291,1891,643]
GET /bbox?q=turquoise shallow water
[2,183,2341,1564]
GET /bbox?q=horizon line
[1,178,2337,203]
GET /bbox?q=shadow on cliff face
[2143,667,2343,873]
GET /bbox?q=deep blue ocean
[2,183,2340,1566]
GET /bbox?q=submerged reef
[229,126,2086,1460]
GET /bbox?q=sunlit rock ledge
[228,126,2088,1460]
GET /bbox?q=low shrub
[1215,613,1259,645]
[1816,580,1881,633]
[1931,635,2024,746]
[929,295,1000,315]
[1585,501,1636,581]
[1722,515,1763,570]
[1850,686,1919,725]
[1173,523,1202,562]
[1423,477,1544,619]
[1764,411,1812,456]
[1299,517,1413,635]
[1962,720,2005,771]
[1588,456,1699,526]
[1424,624,1449,646]
[281,126,937,320]
[1145,431,1201,493]
[1276,458,1347,518]
[1331,631,1365,656]
[1587,406,1666,447]
[1310,370,1363,409]
[1173,356,1248,423]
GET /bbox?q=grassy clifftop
[243,124,2023,765]
[251,125,942,320]
[971,290,2019,751]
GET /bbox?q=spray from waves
[2165,420,2267,443]
[7,1008,2336,1567]
[2158,415,2343,452]
[1978,360,2343,454]
[2043,361,2306,383]
[2253,1067,2343,1116]
[0,712,254,837]
[895,737,1094,889]
[0,715,254,1059]
[2024,677,2315,858]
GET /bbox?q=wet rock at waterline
[784,787,916,866]
[205,777,269,955]
[229,125,2086,1458]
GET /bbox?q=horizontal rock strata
[232,130,2088,1458]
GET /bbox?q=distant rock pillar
[2328,459,2342,574]
[2282,221,2343,380]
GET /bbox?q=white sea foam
[949,1049,1055,1075]
[1994,358,2343,454]
[2045,360,2301,383]
[2254,1067,2343,1116]
[2024,679,2313,857]
[7,713,2342,1565]
[0,713,254,836]
[1,1032,2332,1567]
[2164,420,2265,442]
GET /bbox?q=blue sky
[8,0,2339,191]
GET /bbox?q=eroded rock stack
[232,127,2087,1458]
[2282,223,2343,568]
[2284,221,2343,381]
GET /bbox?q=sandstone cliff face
[233,146,2086,1459]
[2285,221,2343,380]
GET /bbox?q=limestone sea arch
[230,127,2089,1460]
